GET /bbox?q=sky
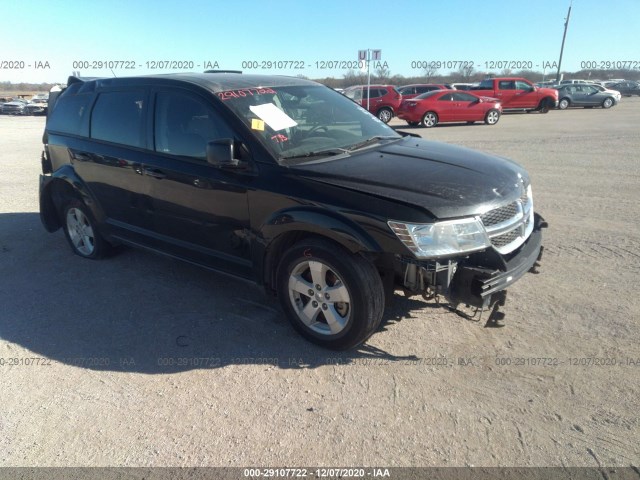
[2,0,639,84]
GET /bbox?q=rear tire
[421,111,438,128]
[558,98,570,110]
[377,107,393,123]
[276,238,384,350]
[62,199,110,259]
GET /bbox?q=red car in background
[342,85,402,123]
[397,84,452,99]
[397,90,502,128]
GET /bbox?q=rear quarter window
[47,88,93,136]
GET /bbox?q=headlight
[388,217,491,258]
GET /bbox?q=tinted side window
[417,86,436,94]
[47,87,92,136]
[91,91,145,148]
[515,81,531,90]
[364,88,384,99]
[452,92,476,102]
[498,81,516,90]
[155,91,234,159]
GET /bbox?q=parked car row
[341,77,559,127]
[340,74,636,127]
[1,94,49,115]
[341,83,491,124]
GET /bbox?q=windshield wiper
[280,147,349,160]
[345,135,401,152]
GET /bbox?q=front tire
[484,109,500,125]
[62,199,109,259]
[537,97,554,114]
[558,98,570,110]
[377,107,393,123]
[276,238,384,350]
[422,111,438,128]
[602,97,614,109]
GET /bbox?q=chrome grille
[480,184,534,255]
[481,202,518,227]
[491,229,520,248]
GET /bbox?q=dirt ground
[0,99,638,469]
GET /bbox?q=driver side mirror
[206,139,243,168]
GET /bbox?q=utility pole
[556,2,572,82]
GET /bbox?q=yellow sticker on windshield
[251,119,265,131]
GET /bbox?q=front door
[143,89,254,277]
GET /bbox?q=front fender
[260,206,382,254]
[255,206,385,289]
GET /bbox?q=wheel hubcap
[379,110,391,123]
[488,111,498,123]
[66,208,95,256]
[288,260,351,335]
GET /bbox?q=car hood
[292,137,529,219]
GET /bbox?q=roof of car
[343,84,394,89]
[67,72,318,93]
[400,84,446,87]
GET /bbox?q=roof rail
[67,75,101,85]
[204,70,242,74]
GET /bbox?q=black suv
[40,72,544,349]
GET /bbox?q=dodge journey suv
[40,72,544,349]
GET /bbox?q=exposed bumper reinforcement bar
[449,213,546,310]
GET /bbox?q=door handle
[70,151,91,161]
[143,167,166,179]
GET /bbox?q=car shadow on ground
[0,213,438,374]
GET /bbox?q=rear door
[364,87,385,113]
[71,87,154,241]
[494,80,517,106]
[142,88,253,277]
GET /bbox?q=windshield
[217,85,400,163]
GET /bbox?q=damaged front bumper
[398,213,546,320]
[449,213,545,309]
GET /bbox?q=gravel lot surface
[0,99,638,468]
